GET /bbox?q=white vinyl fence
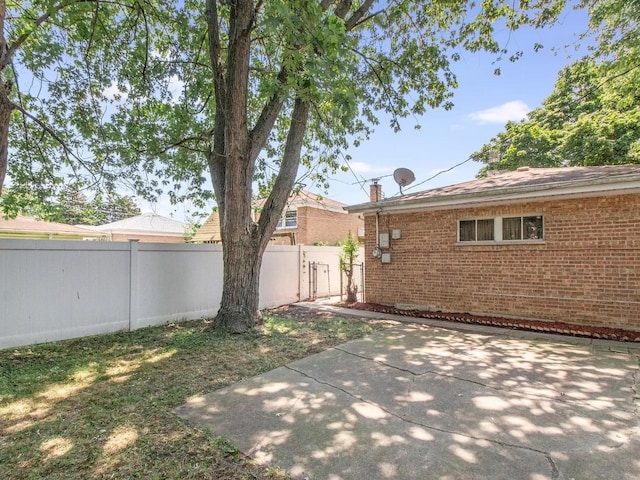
[0,240,361,349]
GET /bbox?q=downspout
[372,210,382,258]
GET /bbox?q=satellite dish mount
[393,168,416,195]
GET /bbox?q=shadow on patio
[176,325,640,480]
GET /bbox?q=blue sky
[147,3,594,221]
[318,4,593,207]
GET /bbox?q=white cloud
[102,75,183,104]
[349,161,389,174]
[103,83,128,102]
[167,75,184,104]
[468,100,530,124]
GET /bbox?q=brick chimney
[370,182,382,202]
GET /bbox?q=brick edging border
[342,302,640,343]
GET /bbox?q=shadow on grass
[0,309,388,480]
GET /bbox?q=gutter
[0,231,107,240]
[346,177,640,215]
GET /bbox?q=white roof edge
[98,228,185,236]
[347,181,640,215]
[286,203,349,214]
[0,229,107,237]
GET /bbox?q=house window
[459,215,544,243]
[459,219,495,242]
[276,209,297,229]
[503,216,543,240]
[285,210,297,227]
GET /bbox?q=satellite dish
[393,167,416,195]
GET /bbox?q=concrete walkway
[176,304,640,480]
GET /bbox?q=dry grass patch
[0,306,391,480]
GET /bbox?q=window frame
[276,208,298,229]
[502,215,544,241]
[457,214,544,244]
[458,218,495,242]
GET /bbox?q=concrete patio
[176,306,640,479]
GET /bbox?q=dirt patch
[267,304,346,322]
[337,302,640,343]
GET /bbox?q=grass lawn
[0,307,391,479]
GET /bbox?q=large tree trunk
[206,0,312,333]
[216,226,264,333]
[210,97,310,333]
[0,1,8,197]
[0,82,11,198]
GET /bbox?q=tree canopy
[1,1,572,208]
[2,0,586,332]
[0,185,141,225]
[472,0,640,174]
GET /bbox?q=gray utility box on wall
[379,232,389,248]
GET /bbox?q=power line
[350,173,392,186]
[401,157,473,194]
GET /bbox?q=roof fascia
[348,181,640,215]
[0,231,106,239]
[97,228,185,236]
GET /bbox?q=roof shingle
[347,165,640,213]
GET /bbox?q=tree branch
[13,102,101,185]
[205,0,227,219]
[334,0,353,19]
[0,0,6,68]
[248,0,362,164]
[248,67,288,162]
[5,0,96,68]
[257,97,310,244]
[350,47,401,123]
[345,0,375,30]
[136,133,211,157]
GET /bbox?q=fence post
[128,240,140,331]
[298,244,304,301]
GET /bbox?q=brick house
[346,165,640,332]
[193,190,363,245]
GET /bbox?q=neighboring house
[191,208,222,243]
[193,190,364,245]
[88,213,188,243]
[0,214,107,240]
[346,165,640,332]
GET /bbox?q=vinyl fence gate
[309,261,331,300]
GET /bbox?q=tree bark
[215,98,310,333]
[205,0,316,332]
[0,0,8,197]
[345,264,358,303]
[0,89,9,197]
[216,223,264,333]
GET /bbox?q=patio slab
[176,319,640,480]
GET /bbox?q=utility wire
[401,157,473,194]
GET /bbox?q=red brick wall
[261,207,363,245]
[296,207,363,245]
[268,232,297,245]
[364,193,640,331]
